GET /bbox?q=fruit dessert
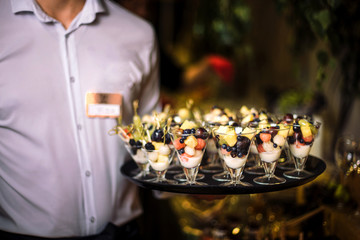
[239,106,273,128]
[214,125,255,169]
[204,105,237,126]
[171,120,209,169]
[144,118,173,172]
[115,101,148,165]
[287,118,319,158]
[254,123,289,163]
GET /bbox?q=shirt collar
[10,0,106,25]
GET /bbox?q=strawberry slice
[221,148,230,156]
[173,138,186,150]
[257,144,265,153]
[303,135,313,143]
[179,153,192,162]
[195,138,206,150]
[260,133,271,143]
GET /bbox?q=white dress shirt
[0,0,160,237]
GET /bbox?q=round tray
[120,155,326,195]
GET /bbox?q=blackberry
[231,151,238,158]
[151,129,164,142]
[135,141,142,149]
[293,125,301,133]
[183,129,191,135]
[178,148,185,155]
[288,136,295,144]
[164,133,171,144]
[145,142,155,150]
[129,139,136,146]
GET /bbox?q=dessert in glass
[202,106,237,173]
[283,118,321,179]
[244,118,274,175]
[171,120,210,185]
[276,113,296,170]
[213,125,256,186]
[116,125,154,180]
[144,143,176,184]
[253,123,290,185]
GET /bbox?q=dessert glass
[171,125,209,185]
[213,126,255,186]
[283,120,321,179]
[253,124,290,185]
[145,146,176,184]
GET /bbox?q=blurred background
[115,0,360,239]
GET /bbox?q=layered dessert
[214,125,255,169]
[172,120,209,169]
[255,123,289,163]
[287,118,319,158]
[144,123,173,171]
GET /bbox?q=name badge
[86,92,122,118]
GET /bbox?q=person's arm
[137,30,161,116]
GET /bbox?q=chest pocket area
[101,52,145,97]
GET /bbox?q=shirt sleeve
[137,28,162,116]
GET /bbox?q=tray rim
[120,155,326,195]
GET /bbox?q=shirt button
[70,76,75,83]
[90,217,95,223]
[77,124,82,130]
[85,171,91,177]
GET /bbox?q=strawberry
[257,144,265,153]
[221,148,230,156]
[179,153,192,162]
[173,138,186,150]
[195,138,206,150]
[260,133,271,143]
[303,135,313,143]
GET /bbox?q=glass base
[147,178,178,184]
[174,173,205,181]
[244,166,264,175]
[133,171,156,180]
[179,181,207,186]
[277,161,295,170]
[212,171,244,181]
[220,180,252,187]
[200,164,223,173]
[253,175,286,185]
[212,171,230,182]
[283,169,313,179]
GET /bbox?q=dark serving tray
[120,155,326,195]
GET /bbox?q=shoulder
[101,0,155,42]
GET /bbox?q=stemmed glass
[213,125,255,186]
[200,135,223,173]
[113,124,153,180]
[244,121,268,175]
[144,146,177,184]
[276,113,296,170]
[244,142,264,175]
[283,120,321,179]
[124,143,152,180]
[253,124,290,185]
[171,122,210,185]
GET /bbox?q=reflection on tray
[120,155,326,195]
